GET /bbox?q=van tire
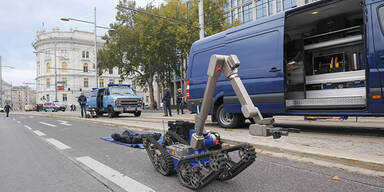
[216,104,245,128]
[134,111,141,117]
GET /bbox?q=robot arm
[191,54,266,150]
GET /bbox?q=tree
[98,0,238,109]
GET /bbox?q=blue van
[187,0,384,128]
[88,84,142,118]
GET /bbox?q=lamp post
[0,56,15,106]
[61,7,112,88]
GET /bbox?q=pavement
[9,111,384,175]
[1,114,383,192]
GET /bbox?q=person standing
[162,86,172,116]
[4,103,11,117]
[176,88,184,115]
[78,92,87,118]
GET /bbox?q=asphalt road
[0,113,383,192]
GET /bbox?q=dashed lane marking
[24,125,32,130]
[39,122,57,127]
[46,138,71,150]
[58,120,72,126]
[76,156,155,192]
[33,130,46,136]
[17,121,21,124]
[29,116,34,119]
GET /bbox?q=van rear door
[368,1,384,112]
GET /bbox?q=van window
[379,6,384,35]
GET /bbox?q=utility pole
[198,0,204,39]
[94,7,98,88]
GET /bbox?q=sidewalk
[18,111,384,176]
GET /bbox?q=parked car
[53,101,66,112]
[35,104,44,112]
[43,102,59,112]
[0,107,4,112]
[24,105,34,111]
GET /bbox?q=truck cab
[88,84,142,118]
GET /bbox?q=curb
[19,112,384,174]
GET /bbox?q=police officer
[162,86,172,116]
[176,88,184,115]
[78,92,87,118]
[4,103,11,117]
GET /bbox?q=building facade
[224,0,318,24]
[33,28,143,107]
[11,86,36,111]
[1,80,12,107]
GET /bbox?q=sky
[0,0,164,88]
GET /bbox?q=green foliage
[98,0,238,108]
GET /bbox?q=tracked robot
[143,55,287,190]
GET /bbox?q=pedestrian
[70,104,73,111]
[4,103,11,117]
[162,86,172,116]
[176,88,184,115]
[154,101,158,110]
[78,92,87,118]
[74,105,76,111]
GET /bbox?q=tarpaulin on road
[101,130,163,149]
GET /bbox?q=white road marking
[57,120,71,126]
[39,122,57,127]
[76,156,155,192]
[29,116,34,119]
[24,125,32,130]
[33,130,46,136]
[46,138,71,150]
[17,121,21,124]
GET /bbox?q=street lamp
[61,7,113,88]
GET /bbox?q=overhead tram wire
[116,5,200,29]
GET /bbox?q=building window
[63,94,67,102]
[237,0,241,7]
[47,63,50,73]
[100,79,104,87]
[84,63,88,72]
[268,0,274,15]
[225,12,230,23]
[86,51,89,58]
[84,78,89,88]
[118,68,122,75]
[231,0,235,8]
[109,68,113,74]
[82,51,85,58]
[62,77,68,88]
[109,79,114,85]
[231,11,236,22]
[82,51,89,58]
[243,4,253,23]
[283,0,296,10]
[62,62,67,72]
[277,0,282,12]
[237,8,242,22]
[256,0,268,19]
[46,78,50,88]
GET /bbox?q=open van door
[368,0,384,112]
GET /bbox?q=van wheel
[108,107,115,118]
[134,111,141,117]
[216,104,245,128]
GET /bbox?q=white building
[33,28,144,106]
[224,0,318,24]
[11,86,36,111]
